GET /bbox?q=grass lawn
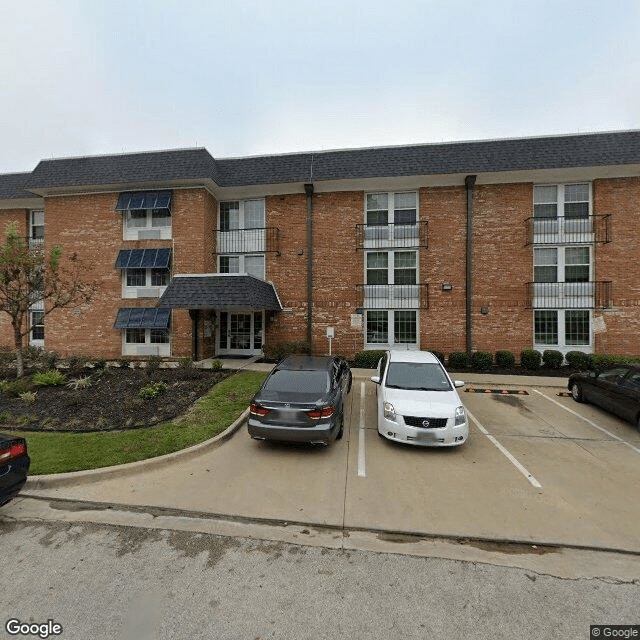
[14,370,267,475]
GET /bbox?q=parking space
[19,374,640,553]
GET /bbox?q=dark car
[568,364,640,429]
[0,433,30,506]
[248,355,352,445]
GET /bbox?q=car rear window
[385,362,452,391]
[264,369,330,394]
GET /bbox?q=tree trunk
[13,325,24,378]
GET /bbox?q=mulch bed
[0,365,232,432]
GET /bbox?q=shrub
[93,358,107,370]
[43,351,60,370]
[33,370,67,386]
[210,359,223,371]
[5,379,30,396]
[520,350,542,370]
[146,355,163,375]
[353,350,386,369]
[565,351,592,371]
[471,351,493,371]
[177,357,194,369]
[139,381,167,400]
[590,354,618,373]
[495,350,515,369]
[118,357,131,369]
[448,352,470,369]
[0,380,11,393]
[262,342,311,362]
[0,412,8,423]
[429,350,445,364]
[542,350,564,369]
[66,376,92,390]
[66,355,90,371]
[19,391,37,404]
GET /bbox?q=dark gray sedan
[568,364,640,430]
[248,355,352,445]
[0,433,30,507]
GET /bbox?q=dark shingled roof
[24,148,219,190]
[16,130,640,191]
[157,275,281,311]
[0,172,32,200]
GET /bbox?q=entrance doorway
[218,311,264,356]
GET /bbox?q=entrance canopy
[156,274,282,311]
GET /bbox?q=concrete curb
[24,408,249,490]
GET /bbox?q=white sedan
[370,350,468,447]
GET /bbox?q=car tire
[571,382,584,403]
[336,412,344,440]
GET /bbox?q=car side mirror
[370,376,381,385]
[454,380,465,388]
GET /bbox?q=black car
[568,364,640,429]
[0,433,30,506]
[248,355,352,445]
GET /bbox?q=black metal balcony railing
[214,227,280,255]
[356,221,428,250]
[356,283,429,309]
[525,281,613,309]
[524,215,612,245]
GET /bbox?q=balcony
[356,283,429,309]
[525,215,611,245]
[356,221,428,251]
[525,281,613,309]
[215,227,280,255]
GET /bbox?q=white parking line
[533,390,640,455]
[465,408,542,489]
[358,382,366,477]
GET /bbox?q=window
[219,200,265,230]
[366,310,417,347]
[534,247,590,283]
[30,211,44,241]
[117,307,171,355]
[218,255,265,280]
[366,251,417,285]
[534,309,590,349]
[30,311,44,341]
[534,183,590,219]
[125,329,145,344]
[117,191,172,240]
[126,269,146,287]
[123,268,170,294]
[366,193,388,227]
[126,328,169,345]
[366,192,417,226]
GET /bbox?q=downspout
[189,309,200,361]
[465,175,477,356]
[304,183,314,351]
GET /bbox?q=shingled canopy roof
[156,275,281,311]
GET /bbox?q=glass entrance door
[218,311,263,355]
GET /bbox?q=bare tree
[0,223,97,377]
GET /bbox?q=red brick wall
[43,188,216,359]
[593,177,640,355]
[0,209,29,348]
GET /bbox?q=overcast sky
[1,0,639,173]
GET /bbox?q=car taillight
[250,403,270,417]
[307,406,335,420]
[0,443,26,462]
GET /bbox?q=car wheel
[336,413,344,440]
[571,382,584,403]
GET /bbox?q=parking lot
[18,372,640,554]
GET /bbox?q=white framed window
[218,254,265,280]
[123,328,170,356]
[30,310,45,347]
[365,310,418,348]
[219,199,265,231]
[30,210,44,244]
[122,268,170,298]
[124,209,172,240]
[533,183,590,219]
[534,309,591,352]
[365,250,417,285]
[366,191,417,226]
[534,246,591,283]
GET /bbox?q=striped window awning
[114,248,172,269]
[114,308,171,329]
[115,190,172,211]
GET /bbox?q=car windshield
[263,369,330,394]
[385,362,452,391]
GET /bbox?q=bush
[542,350,564,369]
[428,350,445,364]
[139,381,167,401]
[32,370,67,386]
[495,350,515,369]
[118,357,131,369]
[262,342,311,362]
[590,354,619,373]
[565,351,592,371]
[146,355,163,375]
[353,350,386,369]
[19,391,37,404]
[66,376,92,390]
[210,359,223,371]
[5,379,30,396]
[448,352,470,369]
[520,350,542,371]
[471,351,493,371]
[43,351,60,370]
[92,358,107,370]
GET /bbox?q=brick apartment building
[0,130,639,361]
